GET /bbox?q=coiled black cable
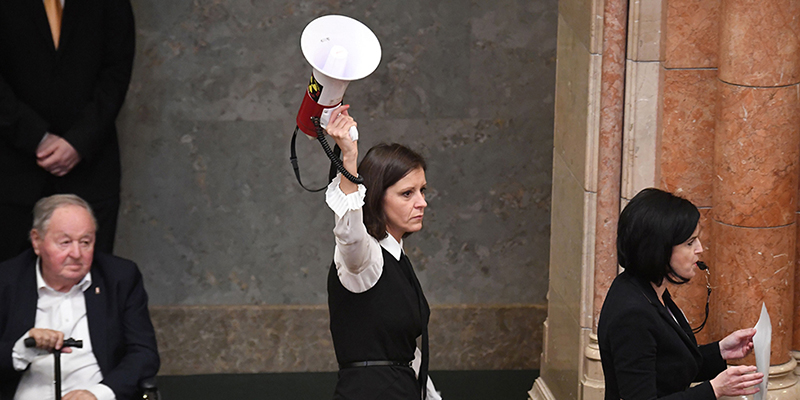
[691,261,711,334]
[312,117,363,185]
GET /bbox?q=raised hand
[325,105,359,194]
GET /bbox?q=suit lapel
[11,257,39,339]
[663,291,696,337]
[84,265,108,373]
[59,0,84,52]
[24,0,57,50]
[655,291,702,359]
[631,275,701,357]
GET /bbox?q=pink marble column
[712,0,800,366]
[593,0,628,332]
[796,212,800,353]
[660,67,718,344]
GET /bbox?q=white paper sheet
[752,303,771,400]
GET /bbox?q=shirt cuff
[87,383,116,400]
[12,333,45,371]
[411,348,443,400]
[326,175,366,218]
[427,378,443,400]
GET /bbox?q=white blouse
[325,174,402,293]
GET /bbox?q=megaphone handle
[320,107,358,141]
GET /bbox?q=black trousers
[0,196,119,263]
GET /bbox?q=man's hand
[36,134,81,176]
[63,390,98,400]
[27,328,72,353]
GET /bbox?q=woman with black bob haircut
[598,188,763,400]
[321,105,441,400]
[616,187,700,285]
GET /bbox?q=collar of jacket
[624,271,701,353]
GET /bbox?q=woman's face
[383,167,427,242]
[669,223,703,280]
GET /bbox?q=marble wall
[112,0,558,373]
[663,0,800,368]
[660,0,723,346]
[152,304,545,374]
[534,0,603,394]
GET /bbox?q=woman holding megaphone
[321,106,441,400]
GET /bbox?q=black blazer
[0,0,135,205]
[598,271,726,400]
[0,249,159,400]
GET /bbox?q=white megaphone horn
[295,15,381,141]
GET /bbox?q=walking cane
[24,336,83,400]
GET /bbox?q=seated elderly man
[0,194,159,400]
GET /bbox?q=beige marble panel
[554,14,602,193]
[581,330,604,400]
[713,83,800,228]
[627,0,667,62]
[581,191,598,330]
[152,305,335,375]
[794,351,800,375]
[621,60,663,200]
[151,304,546,375]
[711,222,796,365]
[550,152,594,329]
[430,304,546,370]
[529,377,557,400]
[558,0,604,54]
[719,0,800,87]
[659,69,717,207]
[538,287,582,400]
[664,0,720,68]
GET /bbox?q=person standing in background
[0,0,136,261]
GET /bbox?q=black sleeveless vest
[328,248,430,399]
[328,247,429,363]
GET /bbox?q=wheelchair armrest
[140,377,159,400]
[140,377,157,390]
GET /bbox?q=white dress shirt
[326,175,443,400]
[11,259,115,400]
[43,0,66,8]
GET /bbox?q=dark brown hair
[359,143,427,240]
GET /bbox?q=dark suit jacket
[0,0,135,205]
[0,249,159,400]
[598,271,726,400]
